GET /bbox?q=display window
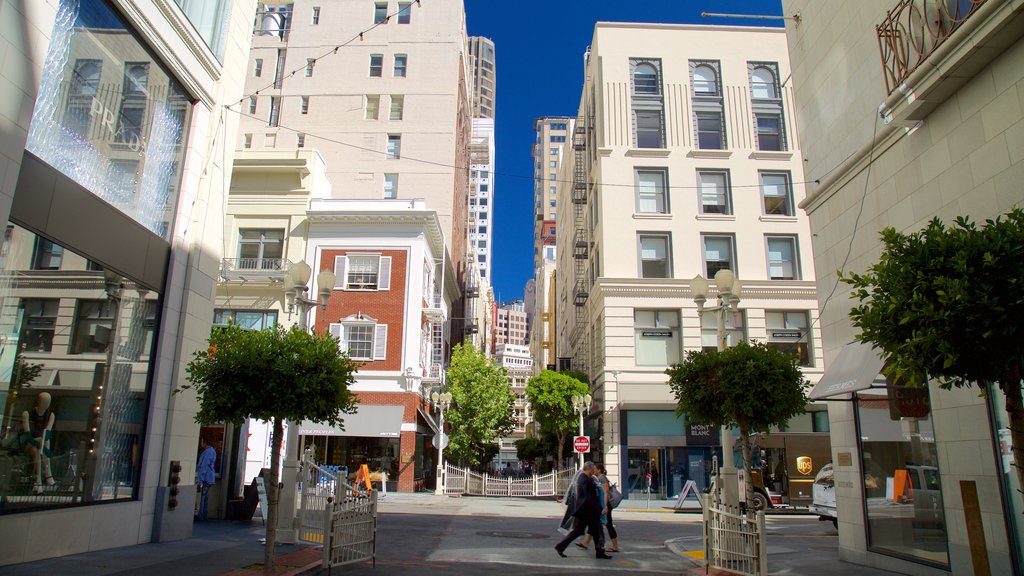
[0,225,161,512]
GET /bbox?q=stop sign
[573,435,590,454]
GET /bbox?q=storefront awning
[808,341,886,400]
[299,405,403,437]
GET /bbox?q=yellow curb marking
[684,550,705,559]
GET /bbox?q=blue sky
[464,0,785,303]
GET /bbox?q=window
[237,229,284,269]
[701,310,746,352]
[254,58,263,77]
[398,2,411,23]
[389,95,404,120]
[214,309,278,330]
[549,147,558,155]
[393,54,407,77]
[386,134,401,159]
[551,135,565,143]
[20,299,59,352]
[311,6,320,24]
[549,173,555,180]
[299,95,309,115]
[702,235,735,278]
[633,63,660,94]
[248,96,258,114]
[265,133,276,147]
[639,234,671,278]
[766,311,811,366]
[692,64,719,96]
[243,133,252,148]
[634,310,681,366]
[549,199,556,207]
[750,65,779,99]
[332,318,388,360]
[305,58,315,76]
[345,323,375,359]
[274,49,286,88]
[384,173,398,198]
[696,111,725,150]
[269,96,281,127]
[755,114,786,151]
[635,110,664,149]
[336,254,392,291]
[32,237,64,270]
[369,54,383,77]
[374,2,388,23]
[760,172,793,216]
[549,186,556,195]
[766,236,799,280]
[549,122,567,130]
[636,169,667,214]
[296,133,305,148]
[366,95,380,119]
[855,385,948,566]
[71,59,101,97]
[697,170,731,214]
[549,160,556,168]
[70,299,115,354]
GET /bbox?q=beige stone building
[555,22,828,501]
[0,0,255,564]
[782,0,1024,573]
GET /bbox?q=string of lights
[229,0,423,109]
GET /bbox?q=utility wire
[230,1,422,109]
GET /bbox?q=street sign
[432,432,449,450]
[573,435,590,454]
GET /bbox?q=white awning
[808,341,886,400]
[299,405,403,437]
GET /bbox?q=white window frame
[634,309,681,366]
[393,54,407,77]
[635,168,668,214]
[397,2,411,23]
[366,95,380,120]
[384,173,398,198]
[373,2,388,24]
[369,53,383,77]
[760,171,793,216]
[331,318,388,361]
[766,310,812,367]
[311,6,320,25]
[333,253,392,291]
[638,233,671,279]
[702,234,735,278]
[248,96,257,114]
[296,133,305,148]
[389,95,404,120]
[766,235,800,280]
[305,58,315,77]
[300,96,309,114]
[386,134,401,159]
[697,170,731,215]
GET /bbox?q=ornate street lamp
[431,391,453,495]
[691,268,743,508]
[571,393,592,469]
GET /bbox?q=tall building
[224,0,471,495]
[0,0,254,564]
[782,1,1024,573]
[494,343,533,466]
[468,36,495,119]
[467,37,495,284]
[556,23,828,503]
[530,117,569,372]
[495,300,528,350]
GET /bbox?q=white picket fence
[702,495,767,576]
[297,451,377,569]
[444,464,574,497]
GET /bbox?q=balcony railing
[423,364,442,383]
[254,10,291,41]
[877,0,986,94]
[424,293,447,322]
[221,258,290,281]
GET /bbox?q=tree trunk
[556,430,566,469]
[264,418,284,573]
[1000,365,1024,504]
[739,426,755,517]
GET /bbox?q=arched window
[693,65,718,96]
[633,63,659,94]
[751,66,778,99]
[72,61,101,97]
[125,63,149,96]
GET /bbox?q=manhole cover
[476,531,550,539]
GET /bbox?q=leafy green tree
[444,342,515,466]
[525,370,590,467]
[844,210,1024,492]
[182,324,357,573]
[667,341,808,510]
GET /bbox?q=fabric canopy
[808,341,886,400]
[299,404,403,437]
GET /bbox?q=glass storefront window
[27,0,192,240]
[173,0,230,62]
[0,225,161,512]
[988,385,1024,569]
[855,385,950,567]
[301,436,401,491]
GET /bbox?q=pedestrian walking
[554,461,611,559]
[577,463,621,552]
[195,435,216,521]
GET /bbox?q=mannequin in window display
[22,392,55,494]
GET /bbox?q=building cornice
[591,278,819,301]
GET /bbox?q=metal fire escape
[571,115,592,376]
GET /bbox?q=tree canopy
[443,342,515,467]
[182,323,357,572]
[525,370,590,467]
[667,341,808,509]
[844,209,1024,492]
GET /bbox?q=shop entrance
[627,447,718,499]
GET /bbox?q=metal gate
[443,464,575,497]
[297,450,377,569]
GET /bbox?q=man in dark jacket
[555,461,610,559]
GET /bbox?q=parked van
[811,463,837,528]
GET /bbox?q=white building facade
[556,23,829,505]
